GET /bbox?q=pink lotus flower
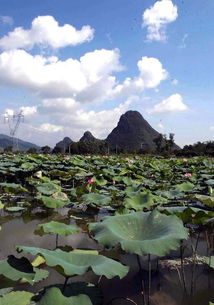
[87,178,94,184]
[184,173,192,178]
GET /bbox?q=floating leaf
[174,182,195,192]
[124,192,154,211]
[17,247,129,279]
[0,183,27,194]
[37,196,70,208]
[192,194,214,208]
[89,210,188,256]
[5,207,25,212]
[38,221,80,236]
[37,287,92,305]
[36,183,61,195]
[0,291,33,305]
[82,193,111,206]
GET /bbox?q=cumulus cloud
[110,56,168,98]
[143,0,178,41]
[209,126,214,131]
[0,48,123,101]
[20,106,37,116]
[19,96,136,143]
[0,16,14,26]
[39,123,63,133]
[147,94,188,114]
[0,15,94,50]
[0,49,167,102]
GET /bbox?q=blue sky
[0,0,213,147]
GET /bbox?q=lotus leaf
[0,256,48,285]
[37,287,92,305]
[82,193,111,206]
[5,207,25,212]
[192,194,214,208]
[17,247,129,279]
[0,183,27,194]
[37,196,70,208]
[124,192,154,211]
[89,210,188,256]
[0,291,34,305]
[38,221,80,236]
[36,183,61,195]
[206,256,214,269]
[174,182,195,192]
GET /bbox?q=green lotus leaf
[0,202,4,209]
[192,194,214,208]
[38,221,80,236]
[0,183,28,194]
[21,162,36,171]
[124,192,154,211]
[81,193,111,206]
[0,291,34,305]
[158,206,214,224]
[174,182,195,192]
[36,196,70,208]
[89,210,188,256]
[5,207,25,212]
[206,256,214,269]
[37,287,92,305]
[17,247,129,279]
[0,256,48,285]
[36,183,61,195]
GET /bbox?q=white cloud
[4,108,14,116]
[209,126,214,131]
[143,0,178,41]
[20,96,136,143]
[0,16,14,26]
[0,48,122,101]
[0,15,94,50]
[0,49,167,103]
[111,56,168,98]
[148,94,188,114]
[20,106,37,116]
[39,123,63,133]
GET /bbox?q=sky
[0,0,213,148]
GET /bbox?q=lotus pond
[0,154,213,305]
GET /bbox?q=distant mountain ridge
[54,110,180,153]
[0,134,40,151]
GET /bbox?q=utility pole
[4,110,24,151]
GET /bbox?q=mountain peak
[106,110,159,151]
[80,131,96,142]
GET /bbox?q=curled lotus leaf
[0,256,49,285]
[37,287,92,305]
[89,210,188,256]
[17,247,129,279]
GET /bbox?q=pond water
[0,208,213,305]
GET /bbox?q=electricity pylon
[4,110,24,151]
